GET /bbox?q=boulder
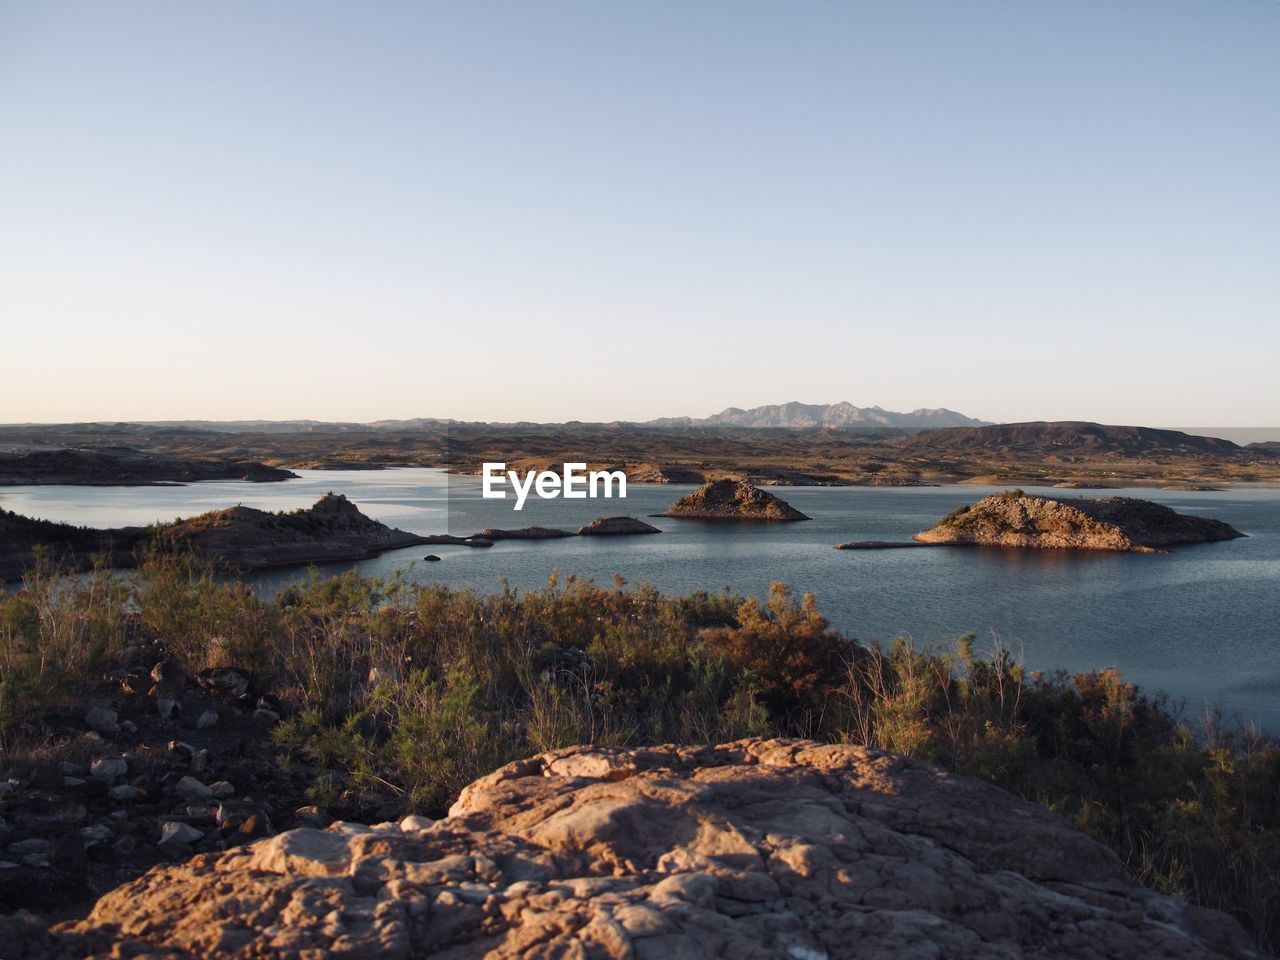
[50,739,1251,959]
[157,821,204,850]
[83,707,119,734]
[196,667,252,701]
[175,777,213,801]
[89,757,127,782]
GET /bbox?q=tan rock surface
[15,739,1253,958]
[914,492,1244,552]
[665,479,811,521]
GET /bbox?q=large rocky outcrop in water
[157,493,429,569]
[915,492,1244,552]
[665,478,810,521]
[22,739,1251,959]
[0,494,427,580]
[577,516,661,536]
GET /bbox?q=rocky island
[15,739,1251,959]
[0,447,297,485]
[0,494,429,579]
[913,491,1245,552]
[577,516,661,535]
[664,478,810,521]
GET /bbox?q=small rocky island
[0,494,428,579]
[577,516,661,536]
[664,478,810,521]
[913,491,1245,552]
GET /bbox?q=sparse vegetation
[1,554,1276,953]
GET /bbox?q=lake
[4,468,1277,730]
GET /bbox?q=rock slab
[18,738,1252,959]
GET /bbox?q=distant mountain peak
[647,402,990,430]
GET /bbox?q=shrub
[1,563,1275,953]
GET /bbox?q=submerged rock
[39,739,1250,958]
[664,478,810,521]
[476,526,576,540]
[914,491,1245,552]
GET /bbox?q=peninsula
[0,447,297,485]
[0,494,427,579]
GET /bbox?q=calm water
[4,469,1278,730]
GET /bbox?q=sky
[1,0,1277,426]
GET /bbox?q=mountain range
[646,402,990,430]
[1,404,990,434]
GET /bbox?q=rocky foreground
[665,479,811,521]
[914,492,1245,552]
[7,739,1252,959]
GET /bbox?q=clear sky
[1,1,1277,425]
